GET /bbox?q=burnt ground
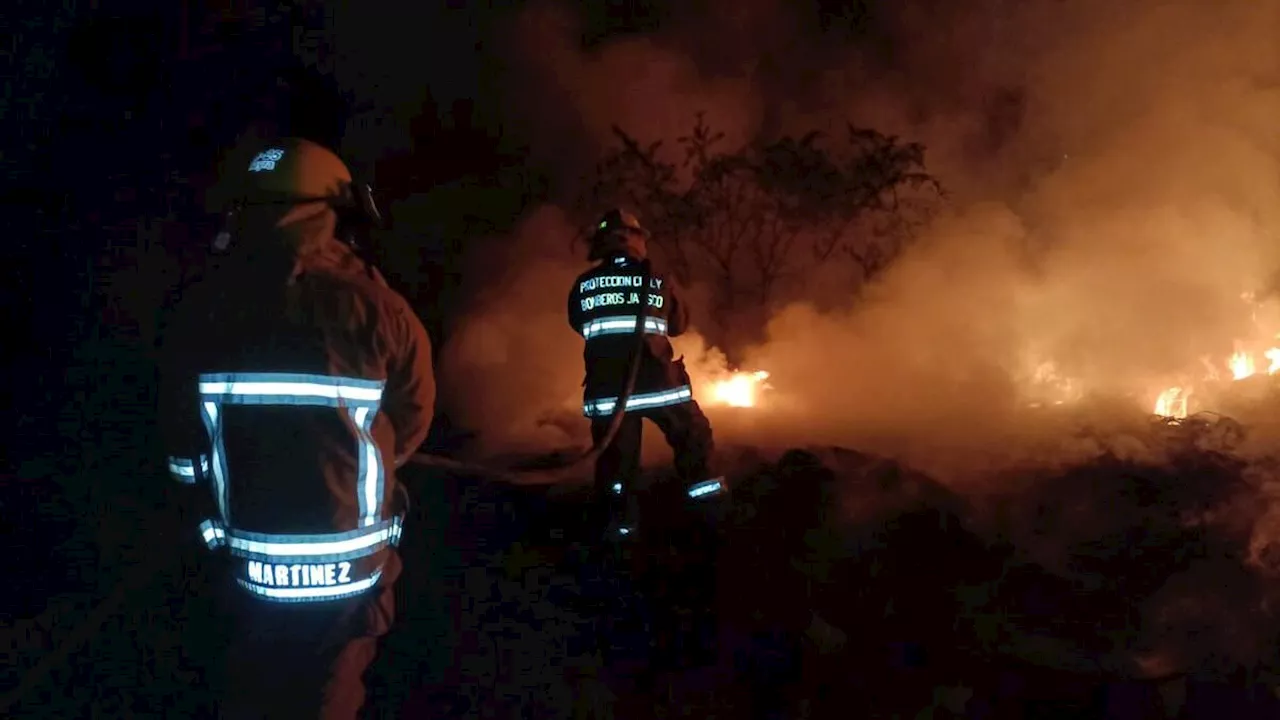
[5,445,1280,719]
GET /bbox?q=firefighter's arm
[567,285,585,336]
[156,303,219,532]
[383,299,436,466]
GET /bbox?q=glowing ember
[710,370,770,408]
[1153,387,1191,419]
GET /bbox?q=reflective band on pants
[583,384,694,417]
[200,518,227,549]
[688,477,725,498]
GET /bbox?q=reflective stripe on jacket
[159,233,434,604]
[568,253,693,411]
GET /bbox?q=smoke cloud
[425,0,1280,672]
[438,0,1280,480]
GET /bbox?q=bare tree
[584,113,941,342]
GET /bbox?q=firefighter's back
[182,254,416,598]
[161,137,436,719]
[569,255,683,397]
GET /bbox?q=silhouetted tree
[586,113,941,342]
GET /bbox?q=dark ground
[6,442,1280,719]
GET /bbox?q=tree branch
[585,113,942,348]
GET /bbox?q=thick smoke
[427,0,1280,673]
[440,0,1280,481]
[436,205,587,456]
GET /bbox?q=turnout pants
[217,569,397,719]
[589,398,715,527]
[590,399,719,672]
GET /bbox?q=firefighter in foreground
[158,138,434,718]
[568,209,722,537]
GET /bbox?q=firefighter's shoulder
[571,265,606,294]
[314,267,418,321]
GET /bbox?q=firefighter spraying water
[568,209,726,539]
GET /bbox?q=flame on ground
[1267,348,1280,375]
[1152,344,1280,418]
[1230,349,1256,381]
[1019,294,1280,421]
[709,370,771,408]
[1154,387,1192,419]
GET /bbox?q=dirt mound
[726,440,1280,674]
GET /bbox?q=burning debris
[1020,293,1280,420]
[1154,387,1192,419]
[1152,342,1280,419]
[1147,293,1280,418]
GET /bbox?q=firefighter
[158,137,435,719]
[568,208,721,538]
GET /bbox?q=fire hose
[0,260,654,714]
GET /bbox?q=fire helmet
[211,137,381,254]
[594,208,650,238]
[221,137,353,205]
[589,208,650,261]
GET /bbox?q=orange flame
[1151,344,1280,417]
[710,370,771,408]
[1229,350,1256,380]
[1154,387,1191,419]
[1267,348,1280,375]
